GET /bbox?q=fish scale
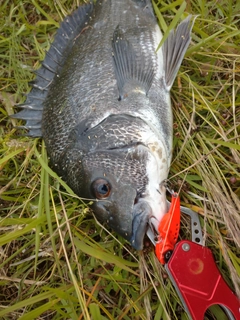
[13,0,193,250]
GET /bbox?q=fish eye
[92,179,111,199]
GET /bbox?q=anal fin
[163,15,194,90]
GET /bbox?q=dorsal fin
[112,26,154,100]
[12,2,94,137]
[163,15,194,90]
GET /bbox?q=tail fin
[12,2,93,137]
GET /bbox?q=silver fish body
[13,0,193,249]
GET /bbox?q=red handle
[165,240,240,320]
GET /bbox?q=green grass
[1,0,239,319]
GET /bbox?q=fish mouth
[130,185,169,250]
[130,200,155,250]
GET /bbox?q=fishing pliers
[148,191,240,320]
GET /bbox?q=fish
[13,0,193,250]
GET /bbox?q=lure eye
[92,179,111,199]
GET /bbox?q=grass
[0,0,239,319]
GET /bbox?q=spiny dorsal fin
[12,2,94,137]
[163,15,194,90]
[112,26,154,100]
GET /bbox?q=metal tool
[148,193,240,320]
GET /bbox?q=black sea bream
[13,0,193,249]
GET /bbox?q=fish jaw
[130,186,167,250]
[130,200,152,250]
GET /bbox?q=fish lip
[146,220,159,246]
[130,200,152,250]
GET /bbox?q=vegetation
[1,0,239,319]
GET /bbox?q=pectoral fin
[163,15,194,90]
[112,26,154,100]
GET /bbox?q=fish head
[65,141,167,250]
[90,173,163,250]
[78,147,149,247]
[56,119,168,250]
